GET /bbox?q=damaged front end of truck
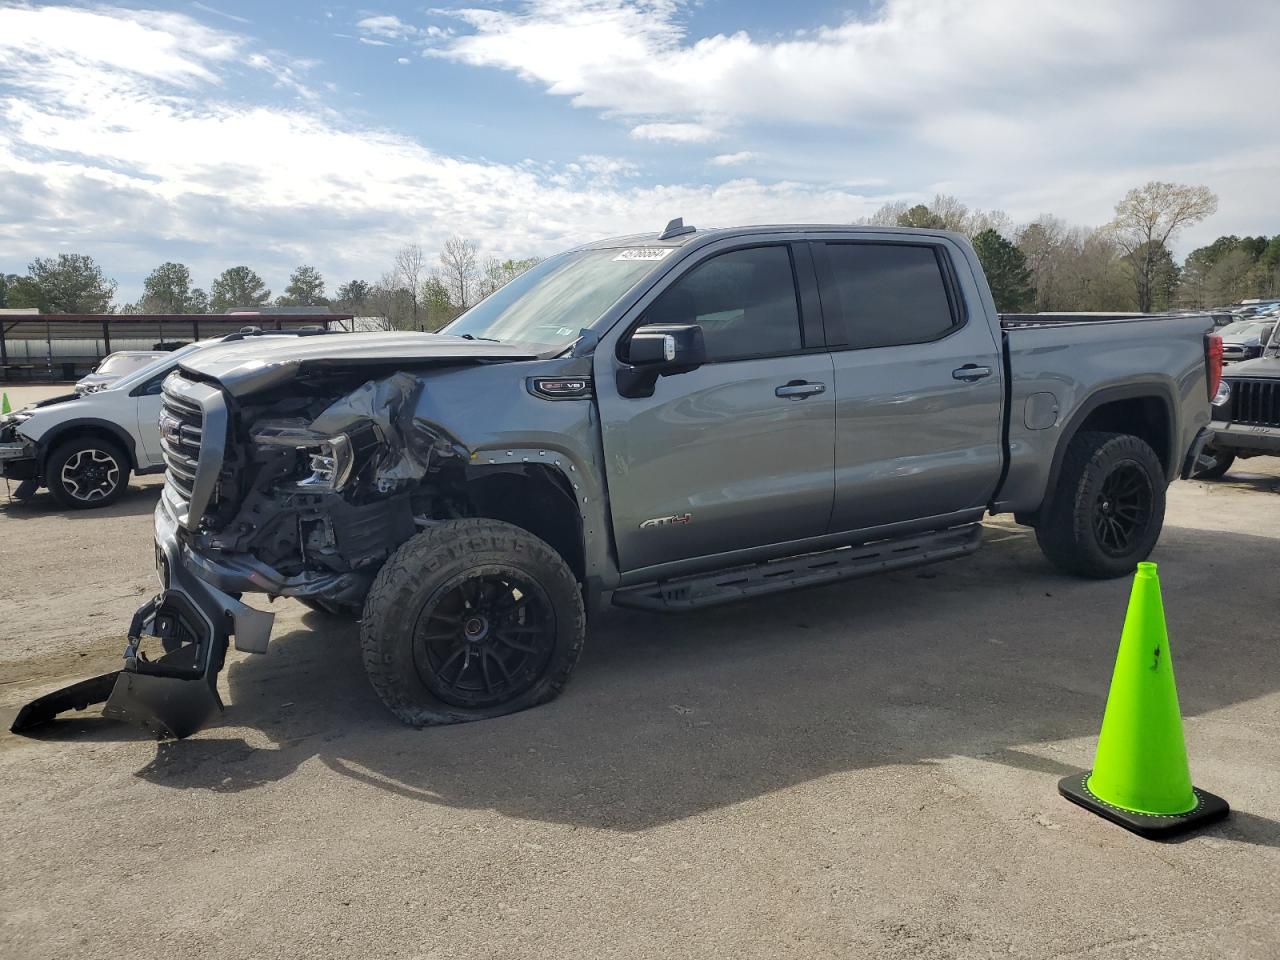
[13,333,594,739]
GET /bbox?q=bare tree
[392,244,427,329]
[1109,182,1217,312]
[1017,216,1069,311]
[439,235,479,312]
[861,200,909,226]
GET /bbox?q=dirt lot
[2,385,1278,959]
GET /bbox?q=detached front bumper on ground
[11,488,280,738]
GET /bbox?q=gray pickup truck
[12,222,1220,738]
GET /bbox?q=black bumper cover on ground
[10,591,227,739]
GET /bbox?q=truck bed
[993,311,1215,516]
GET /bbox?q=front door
[597,243,836,575]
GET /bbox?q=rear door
[597,241,835,575]
[815,238,1004,533]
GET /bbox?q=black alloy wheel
[415,569,556,709]
[1092,461,1154,557]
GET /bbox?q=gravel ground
[1,393,1278,959]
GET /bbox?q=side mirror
[618,323,706,398]
[627,323,705,368]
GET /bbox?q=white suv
[0,329,332,509]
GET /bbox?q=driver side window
[642,245,803,362]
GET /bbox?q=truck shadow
[131,522,1280,844]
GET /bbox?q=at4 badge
[639,513,692,530]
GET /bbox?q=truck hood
[177,331,536,397]
[1223,356,1280,378]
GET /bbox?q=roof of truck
[574,223,968,251]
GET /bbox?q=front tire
[46,438,130,509]
[1035,431,1166,579]
[360,519,586,726]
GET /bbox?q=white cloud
[355,13,452,48]
[432,0,1280,244]
[709,151,756,167]
[3,0,1279,302]
[356,15,416,41]
[0,5,884,300]
[630,122,720,143]
[396,57,410,65]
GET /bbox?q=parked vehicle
[1218,319,1276,363]
[12,222,1219,738]
[1196,323,1280,479]
[75,350,170,395]
[0,328,335,508]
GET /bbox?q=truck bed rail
[1000,312,1209,329]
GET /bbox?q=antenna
[658,217,696,240]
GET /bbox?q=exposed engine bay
[189,370,476,605]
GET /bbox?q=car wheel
[1035,430,1166,579]
[360,518,586,726]
[46,438,130,509]
[1192,446,1235,480]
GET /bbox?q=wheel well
[454,466,585,582]
[1023,391,1175,526]
[40,425,137,472]
[1074,396,1172,475]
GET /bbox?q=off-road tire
[1035,431,1166,579]
[360,518,586,726]
[1192,446,1235,480]
[46,437,130,509]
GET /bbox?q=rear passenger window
[642,245,803,361]
[821,243,959,348]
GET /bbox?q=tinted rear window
[821,243,958,348]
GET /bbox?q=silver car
[75,350,170,394]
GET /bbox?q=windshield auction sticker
[613,247,675,262]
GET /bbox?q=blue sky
[1,1,1278,302]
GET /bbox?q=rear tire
[46,438,130,509]
[1192,446,1235,480]
[360,519,586,726]
[1035,431,1166,579]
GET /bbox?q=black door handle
[775,381,826,399]
[952,364,992,382]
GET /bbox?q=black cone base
[1058,773,1229,839]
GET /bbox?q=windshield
[97,352,163,375]
[442,248,669,351]
[106,342,205,392]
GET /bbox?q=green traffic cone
[1,393,9,415]
[1059,562,1228,838]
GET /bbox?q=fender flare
[36,418,140,472]
[1034,383,1177,520]
[464,446,616,590]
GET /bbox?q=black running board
[612,524,983,612]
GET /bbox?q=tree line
[866,180,1275,314]
[0,235,540,331]
[3,182,1276,321]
